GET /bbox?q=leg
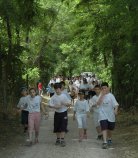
[27,113,34,145]
[55,132,61,145]
[79,128,83,141]
[96,126,102,134]
[34,112,41,143]
[100,120,108,149]
[102,130,108,143]
[96,126,103,139]
[107,130,112,139]
[107,121,115,145]
[82,114,87,139]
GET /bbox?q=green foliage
[0,0,138,110]
[22,67,39,84]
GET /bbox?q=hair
[94,85,101,88]
[83,78,87,84]
[54,83,62,89]
[20,87,27,93]
[29,88,36,92]
[78,90,85,95]
[60,81,65,86]
[101,82,109,87]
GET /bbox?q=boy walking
[49,83,71,147]
[97,82,119,149]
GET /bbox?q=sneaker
[102,143,108,149]
[55,140,60,145]
[83,134,87,139]
[97,135,103,140]
[107,139,112,146]
[35,138,39,144]
[60,141,66,147]
[25,139,32,146]
[79,137,83,142]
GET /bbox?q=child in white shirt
[97,82,119,149]
[73,91,90,142]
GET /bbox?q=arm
[73,111,76,120]
[48,97,63,109]
[41,103,48,115]
[86,101,90,118]
[89,97,97,112]
[111,94,119,115]
[96,93,105,106]
[86,111,90,118]
[114,105,119,115]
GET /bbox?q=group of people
[17,75,119,149]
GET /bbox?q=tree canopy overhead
[0,0,138,110]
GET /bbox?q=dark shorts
[54,111,68,133]
[21,110,29,125]
[100,120,115,131]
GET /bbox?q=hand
[43,112,48,115]
[87,114,90,118]
[17,109,21,113]
[54,104,62,109]
[114,109,118,115]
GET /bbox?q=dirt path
[0,109,137,158]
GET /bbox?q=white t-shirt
[49,93,71,113]
[74,80,80,88]
[55,78,60,83]
[61,89,71,100]
[25,95,42,113]
[17,96,28,111]
[98,93,119,122]
[89,95,100,113]
[74,99,89,116]
[49,79,55,84]
[88,83,95,90]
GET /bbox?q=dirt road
[1,108,137,158]
[11,110,127,158]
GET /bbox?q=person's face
[101,86,109,94]
[94,87,101,95]
[21,90,27,96]
[55,88,61,95]
[79,94,84,99]
[30,89,36,97]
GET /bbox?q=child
[47,83,55,97]
[17,87,29,133]
[89,85,102,140]
[73,91,90,142]
[97,82,119,149]
[38,80,43,96]
[24,88,46,145]
[48,83,71,147]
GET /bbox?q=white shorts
[93,112,100,127]
[76,114,87,129]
